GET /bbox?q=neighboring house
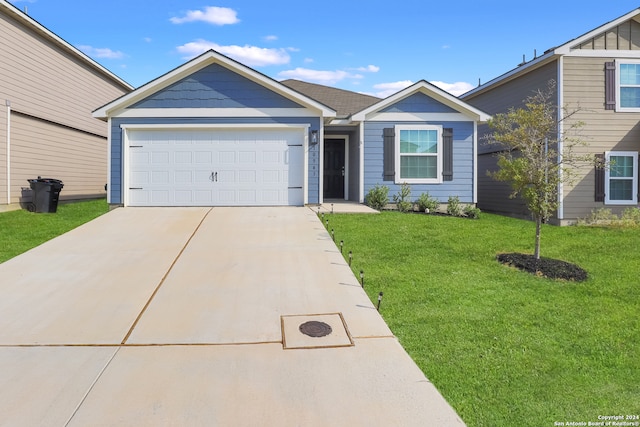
[462,7,640,225]
[94,49,490,208]
[0,0,133,211]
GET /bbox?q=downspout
[5,100,10,205]
[557,56,565,221]
[359,121,365,203]
[473,121,478,204]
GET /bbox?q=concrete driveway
[0,207,465,426]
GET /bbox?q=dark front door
[323,139,345,199]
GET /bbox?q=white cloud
[373,80,413,98]
[170,6,239,25]
[430,81,475,96]
[176,40,290,66]
[303,58,314,63]
[354,65,380,73]
[277,68,362,85]
[144,37,152,43]
[77,45,125,59]
[264,35,278,42]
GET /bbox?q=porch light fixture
[310,130,319,145]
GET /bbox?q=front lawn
[0,199,109,263]
[326,211,639,427]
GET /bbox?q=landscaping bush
[577,207,640,227]
[393,182,412,212]
[364,184,389,210]
[463,205,481,219]
[416,192,439,213]
[446,195,463,216]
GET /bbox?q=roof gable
[379,92,458,114]
[353,80,490,122]
[94,50,336,119]
[131,64,303,109]
[557,9,640,54]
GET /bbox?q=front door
[323,139,345,199]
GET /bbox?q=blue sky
[9,0,640,96]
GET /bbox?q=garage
[125,127,305,207]
[93,50,335,208]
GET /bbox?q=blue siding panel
[380,93,457,114]
[363,121,475,203]
[131,64,303,109]
[109,116,320,205]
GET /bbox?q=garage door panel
[128,128,304,206]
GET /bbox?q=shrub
[417,192,439,213]
[393,182,413,213]
[365,185,389,210]
[620,207,640,226]
[464,205,481,219]
[447,195,463,217]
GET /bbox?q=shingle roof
[281,79,380,119]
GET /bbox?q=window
[395,125,442,183]
[616,61,640,111]
[605,151,638,205]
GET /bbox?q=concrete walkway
[0,207,465,426]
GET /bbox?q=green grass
[326,211,640,427]
[0,199,109,263]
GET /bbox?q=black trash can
[27,177,64,213]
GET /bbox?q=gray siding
[109,117,321,205]
[464,60,558,155]
[131,64,303,109]
[462,60,558,218]
[363,121,475,203]
[577,19,640,50]
[477,153,529,218]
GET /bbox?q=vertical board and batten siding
[462,60,558,217]
[562,56,640,219]
[577,19,640,51]
[0,9,130,204]
[363,121,475,202]
[109,117,321,205]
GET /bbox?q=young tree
[487,80,589,259]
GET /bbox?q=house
[461,7,640,225]
[0,0,133,211]
[93,49,490,208]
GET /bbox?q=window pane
[620,87,640,108]
[610,156,634,177]
[400,156,437,179]
[610,179,633,200]
[399,130,437,154]
[620,64,640,85]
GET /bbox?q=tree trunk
[534,216,542,260]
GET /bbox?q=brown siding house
[0,0,132,211]
[462,8,640,224]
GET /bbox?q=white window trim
[615,59,640,112]
[605,151,638,205]
[395,125,443,184]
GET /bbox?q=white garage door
[127,128,305,206]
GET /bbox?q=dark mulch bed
[497,252,588,282]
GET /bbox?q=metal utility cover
[281,313,354,349]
